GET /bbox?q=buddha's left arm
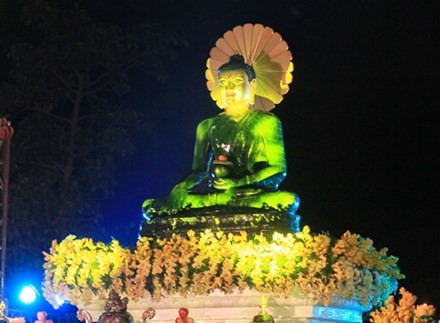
[244,114,287,189]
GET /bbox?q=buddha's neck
[224,103,251,116]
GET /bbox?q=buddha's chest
[208,118,249,160]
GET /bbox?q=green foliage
[0,0,185,275]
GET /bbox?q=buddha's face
[218,69,255,113]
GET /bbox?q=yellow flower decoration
[370,287,436,322]
[43,227,404,309]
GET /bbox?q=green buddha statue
[142,54,300,231]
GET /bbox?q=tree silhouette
[0,0,184,277]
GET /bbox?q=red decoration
[218,155,228,161]
[178,308,188,318]
[176,308,194,323]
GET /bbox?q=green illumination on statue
[142,24,300,235]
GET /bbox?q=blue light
[142,211,151,221]
[19,285,38,304]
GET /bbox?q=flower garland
[42,226,403,309]
[369,287,436,322]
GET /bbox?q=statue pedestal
[141,206,300,238]
[76,289,371,323]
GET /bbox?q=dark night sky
[3,0,439,314]
[88,0,439,309]
[95,0,439,309]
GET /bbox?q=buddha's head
[217,54,257,114]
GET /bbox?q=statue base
[75,289,371,323]
[140,206,300,238]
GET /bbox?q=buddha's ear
[211,86,225,109]
[249,79,257,105]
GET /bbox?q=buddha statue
[141,24,300,236]
[143,55,299,220]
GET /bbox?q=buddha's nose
[226,82,235,89]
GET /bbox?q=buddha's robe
[143,110,299,216]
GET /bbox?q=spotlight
[18,285,38,304]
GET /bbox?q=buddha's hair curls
[217,54,256,81]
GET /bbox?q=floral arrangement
[9,318,26,323]
[369,287,436,322]
[42,226,403,310]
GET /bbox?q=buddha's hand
[213,178,243,190]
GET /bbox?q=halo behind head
[206,23,293,111]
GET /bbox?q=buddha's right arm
[175,119,211,190]
[192,119,211,173]
[174,172,202,190]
